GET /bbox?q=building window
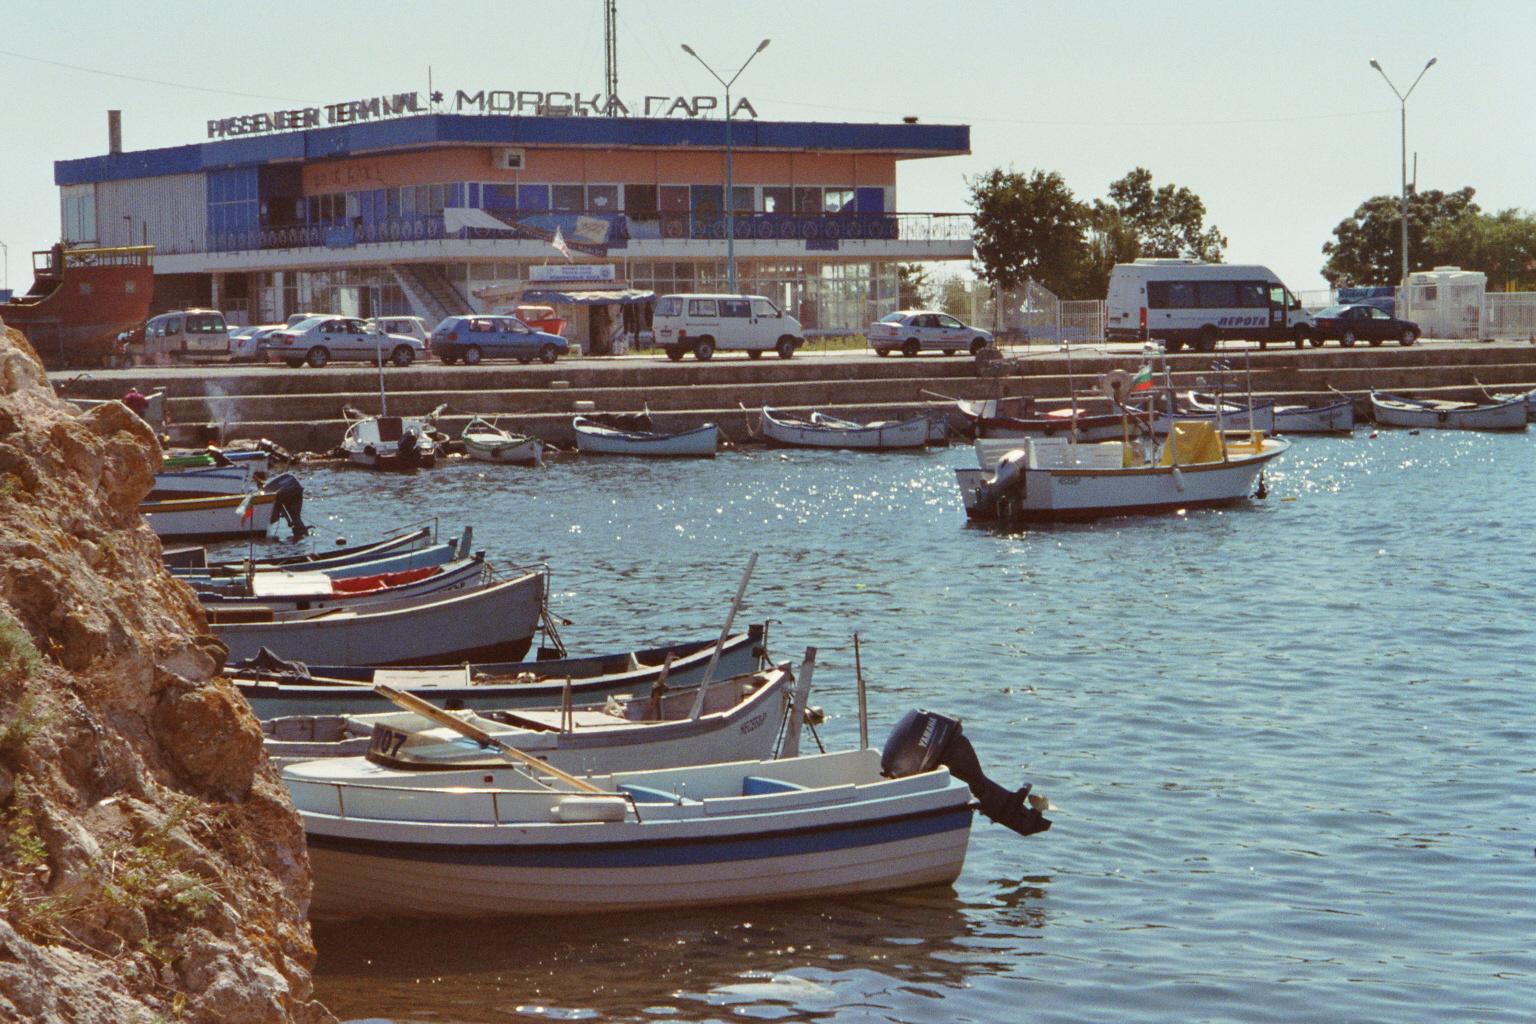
[587,185,619,212]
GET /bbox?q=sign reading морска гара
[206,88,759,139]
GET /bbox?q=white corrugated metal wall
[96,174,207,254]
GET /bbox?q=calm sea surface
[216,427,1536,1024]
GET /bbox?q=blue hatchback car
[430,315,569,365]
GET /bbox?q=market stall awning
[521,288,655,305]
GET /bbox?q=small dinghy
[461,418,544,465]
[573,413,719,457]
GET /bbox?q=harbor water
[221,427,1536,1024]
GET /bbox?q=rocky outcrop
[0,323,334,1023]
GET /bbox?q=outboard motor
[262,472,308,538]
[974,449,1027,521]
[396,427,423,470]
[881,709,1051,837]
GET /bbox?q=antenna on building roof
[605,0,619,116]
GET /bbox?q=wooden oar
[373,684,605,794]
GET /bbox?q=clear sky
[2,0,1531,297]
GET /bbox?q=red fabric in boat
[330,565,441,595]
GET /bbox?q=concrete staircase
[52,342,1536,455]
[390,264,472,325]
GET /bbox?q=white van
[652,294,804,361]
[139,309,231,364]
[1105,260,1314,352]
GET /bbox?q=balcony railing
[203,211,973,255]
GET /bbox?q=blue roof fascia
[57,114,969,186]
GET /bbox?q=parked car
[228,324,282,363]
[367,316,433,346]
[652,294,803,360]
[1310,304,1420,347]
[429,315,568,365]
[867,310,993,357]
[262,316,425,367]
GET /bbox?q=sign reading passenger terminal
[207,88,758,139]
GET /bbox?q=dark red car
[1311,304,1420,347]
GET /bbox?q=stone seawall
[51,341,1536,454]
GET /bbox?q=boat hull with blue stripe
[286,747,976,917]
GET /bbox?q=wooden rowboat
[260,663,794,771]
[461,418,544,465]
[213,568,546,667]
[228,626,767,719]
[573,415,719,457]
[756,406,932,450]
[1369,392,1529,432]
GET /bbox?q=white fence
[1300,286,1536,341]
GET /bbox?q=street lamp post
[1369,56,1436,286]
[681,39,770,293]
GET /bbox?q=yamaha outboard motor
[396,427,423,470]
[262,472,309,538]
[881,709,1051,837]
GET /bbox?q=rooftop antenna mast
[604,0,619,116]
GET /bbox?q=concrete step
[50,342,1536,454]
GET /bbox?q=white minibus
[1105,260,1314,352]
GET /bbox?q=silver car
[867,310,993,358]
[263,316,425,368]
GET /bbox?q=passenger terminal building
[54,91,973,353]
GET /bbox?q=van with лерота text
[1105,260,1315,352]
[653,294,804,361]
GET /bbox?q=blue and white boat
[283,709,1050,918]
[230,626,766,719]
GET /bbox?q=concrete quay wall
[52,341,1536,453]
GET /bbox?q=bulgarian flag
[1130,365,1154,392]
[236,491,258,523]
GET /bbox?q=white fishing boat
[958,422,1290,524]
[1369,392,1529,432]
[198,553,489,616]
[573,414,719,457]
[460,418,544,465]
[340,412,441,469]
[213,568,545,667]
[229,626,767,719]
[1150,392,1276,435]
[141,491,277,539]
[174,527,468,587]
[283,708,1050,918]
[1185,390,1356,435]
[756,406,932,450]
[261,662,795,770]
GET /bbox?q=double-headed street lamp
[681,38,770,293]
[1369,56,1437,286]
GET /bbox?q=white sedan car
[867,310,993,357]
[262,316,425,368]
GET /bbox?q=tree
[1080,201,1142,299]
[1424,208,1536,291]
[967,168,1089,296]
[1105,167,1227,263]
[896,263,932,309]
[1320,187,1480,286]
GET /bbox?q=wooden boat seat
[497,709,632,732]
[743,776,808,796]
[619,783,699,805]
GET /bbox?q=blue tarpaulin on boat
[521,288,655,305]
